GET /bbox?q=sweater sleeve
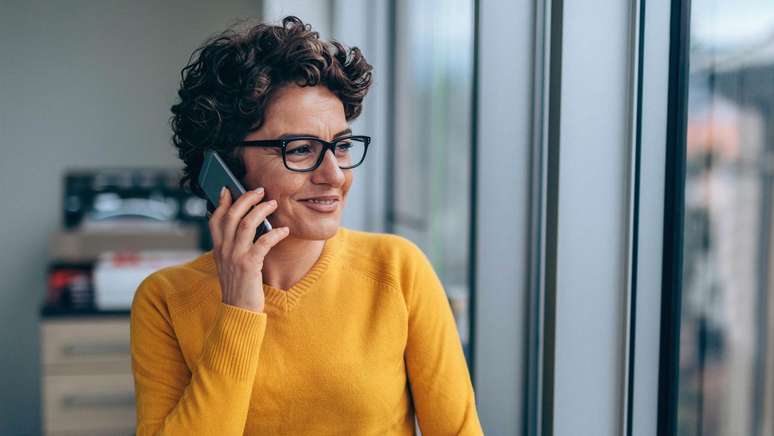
[130,273,267,436]
[402,245,484,435]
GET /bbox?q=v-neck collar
[262,227,345,312]
[199,227,346,313]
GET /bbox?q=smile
[300,199,339,213]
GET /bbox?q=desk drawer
[43,372,135,434]
[41,318,130,369]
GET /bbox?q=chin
[291,221,340,241]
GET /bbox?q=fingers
[232,198,278,255]
[219,188,266,256]
[248,227,291,260]
[208,187,232,248]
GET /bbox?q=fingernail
[254,187,264,193]
[219,187,227,198]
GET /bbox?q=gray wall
[0,1,260,433]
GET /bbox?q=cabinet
[40,315,135,435]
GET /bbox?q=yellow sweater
[130,227,483,435]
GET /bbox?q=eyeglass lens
[284,138,367,171]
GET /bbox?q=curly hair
[170,16,373,197]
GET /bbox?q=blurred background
[0,0,773,435]
[679,0,774,435]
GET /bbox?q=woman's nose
[311,150,345,186]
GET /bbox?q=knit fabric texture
[130,227,483,435]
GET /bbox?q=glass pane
[679,1,774,435]
[334,138,367,169]
[285,139,324,170]
[392,0,474,358]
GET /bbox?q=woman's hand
[208,186,290,313]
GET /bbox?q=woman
[130,16,483,435]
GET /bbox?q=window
[391,0,475,358]
[677,2,774,434]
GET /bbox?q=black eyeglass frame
[239,135,372,173]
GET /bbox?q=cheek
[242,154,280,190]
[243,157,302,199]
[266,177,307,203]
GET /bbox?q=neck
[260,234,325,291]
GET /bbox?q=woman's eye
[287,145,313,156]
[336,143,353,152]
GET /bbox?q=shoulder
[131,252,218,319]
[337,228,433,292]
[342,228,422,256]
[340,228,427,266]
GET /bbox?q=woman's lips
[300,199,339,213]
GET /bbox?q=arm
[403,246,484,435]
[130,274,267,435]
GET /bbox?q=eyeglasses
[240,135,371,172]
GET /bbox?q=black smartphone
[198,150,273,240]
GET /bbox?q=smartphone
[198,150,273,240]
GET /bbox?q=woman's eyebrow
[277,128,352,140]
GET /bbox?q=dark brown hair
[170,16,373,197]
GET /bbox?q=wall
[0,1,261,433]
